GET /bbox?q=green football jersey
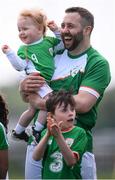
[42,126,87,179]
[17,36,60,82]
[0,122,8,150]
[50,47,111,151]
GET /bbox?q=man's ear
[83,26,92,35]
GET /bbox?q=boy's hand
[1,45,11,54]
[47,113,53,135]
[47,113,62,137]
[47,20,59,32]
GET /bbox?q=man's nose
[61,26,70,33]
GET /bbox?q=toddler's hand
[47,20,59,32]
[1,45,11,54]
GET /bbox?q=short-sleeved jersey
[42,126,87,179]
[17,36,60,82]
[0,122,8,150]
[50,47,111,151]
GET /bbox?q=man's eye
[61,23,65,29]
[67,24,73,29]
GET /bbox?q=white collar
[27,37,43,45]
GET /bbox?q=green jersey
[0,122,8,150]
[18,36,60,82]
[50,47,111,151]
[42,126,87,179]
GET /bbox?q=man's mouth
[64,35,72,42]
[64,36,72,40]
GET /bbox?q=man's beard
[62,30,84,51]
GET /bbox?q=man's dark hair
[46,89,76,114]
[65,7,94,29]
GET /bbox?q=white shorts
[81,152,97,179]
[25,144,42,180]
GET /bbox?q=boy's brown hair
[46,89,76,114]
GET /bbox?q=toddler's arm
[47,20,61,40]
[1,45,27,71]
[47,21,64,52]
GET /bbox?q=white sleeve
[53,31,64,53]
[6,50,27,71]
[53,30,62,40]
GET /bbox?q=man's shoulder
[54,49,66,57]
[87,47,108,62]
[86,47,110,70]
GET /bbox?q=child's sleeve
[71,129,88,160]
[53,31,64,53]
[6,50,27,71]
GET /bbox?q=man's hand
[19,73,46,109]
[19,72,45,93]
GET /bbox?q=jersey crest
[65,138,74,146]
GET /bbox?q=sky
[0,0,115,90]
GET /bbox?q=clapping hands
[47,113,62,138]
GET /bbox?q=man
[20,7,111,179]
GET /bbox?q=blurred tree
[95,88,115,129]
[1,85,28,118]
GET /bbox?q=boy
[33,90,87,179]
[1,8,63,142]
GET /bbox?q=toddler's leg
[32,83,52,142]
[33,110,47,142]
[16,106,36,131]
[12,106,36,142]
[34,110,47,131]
